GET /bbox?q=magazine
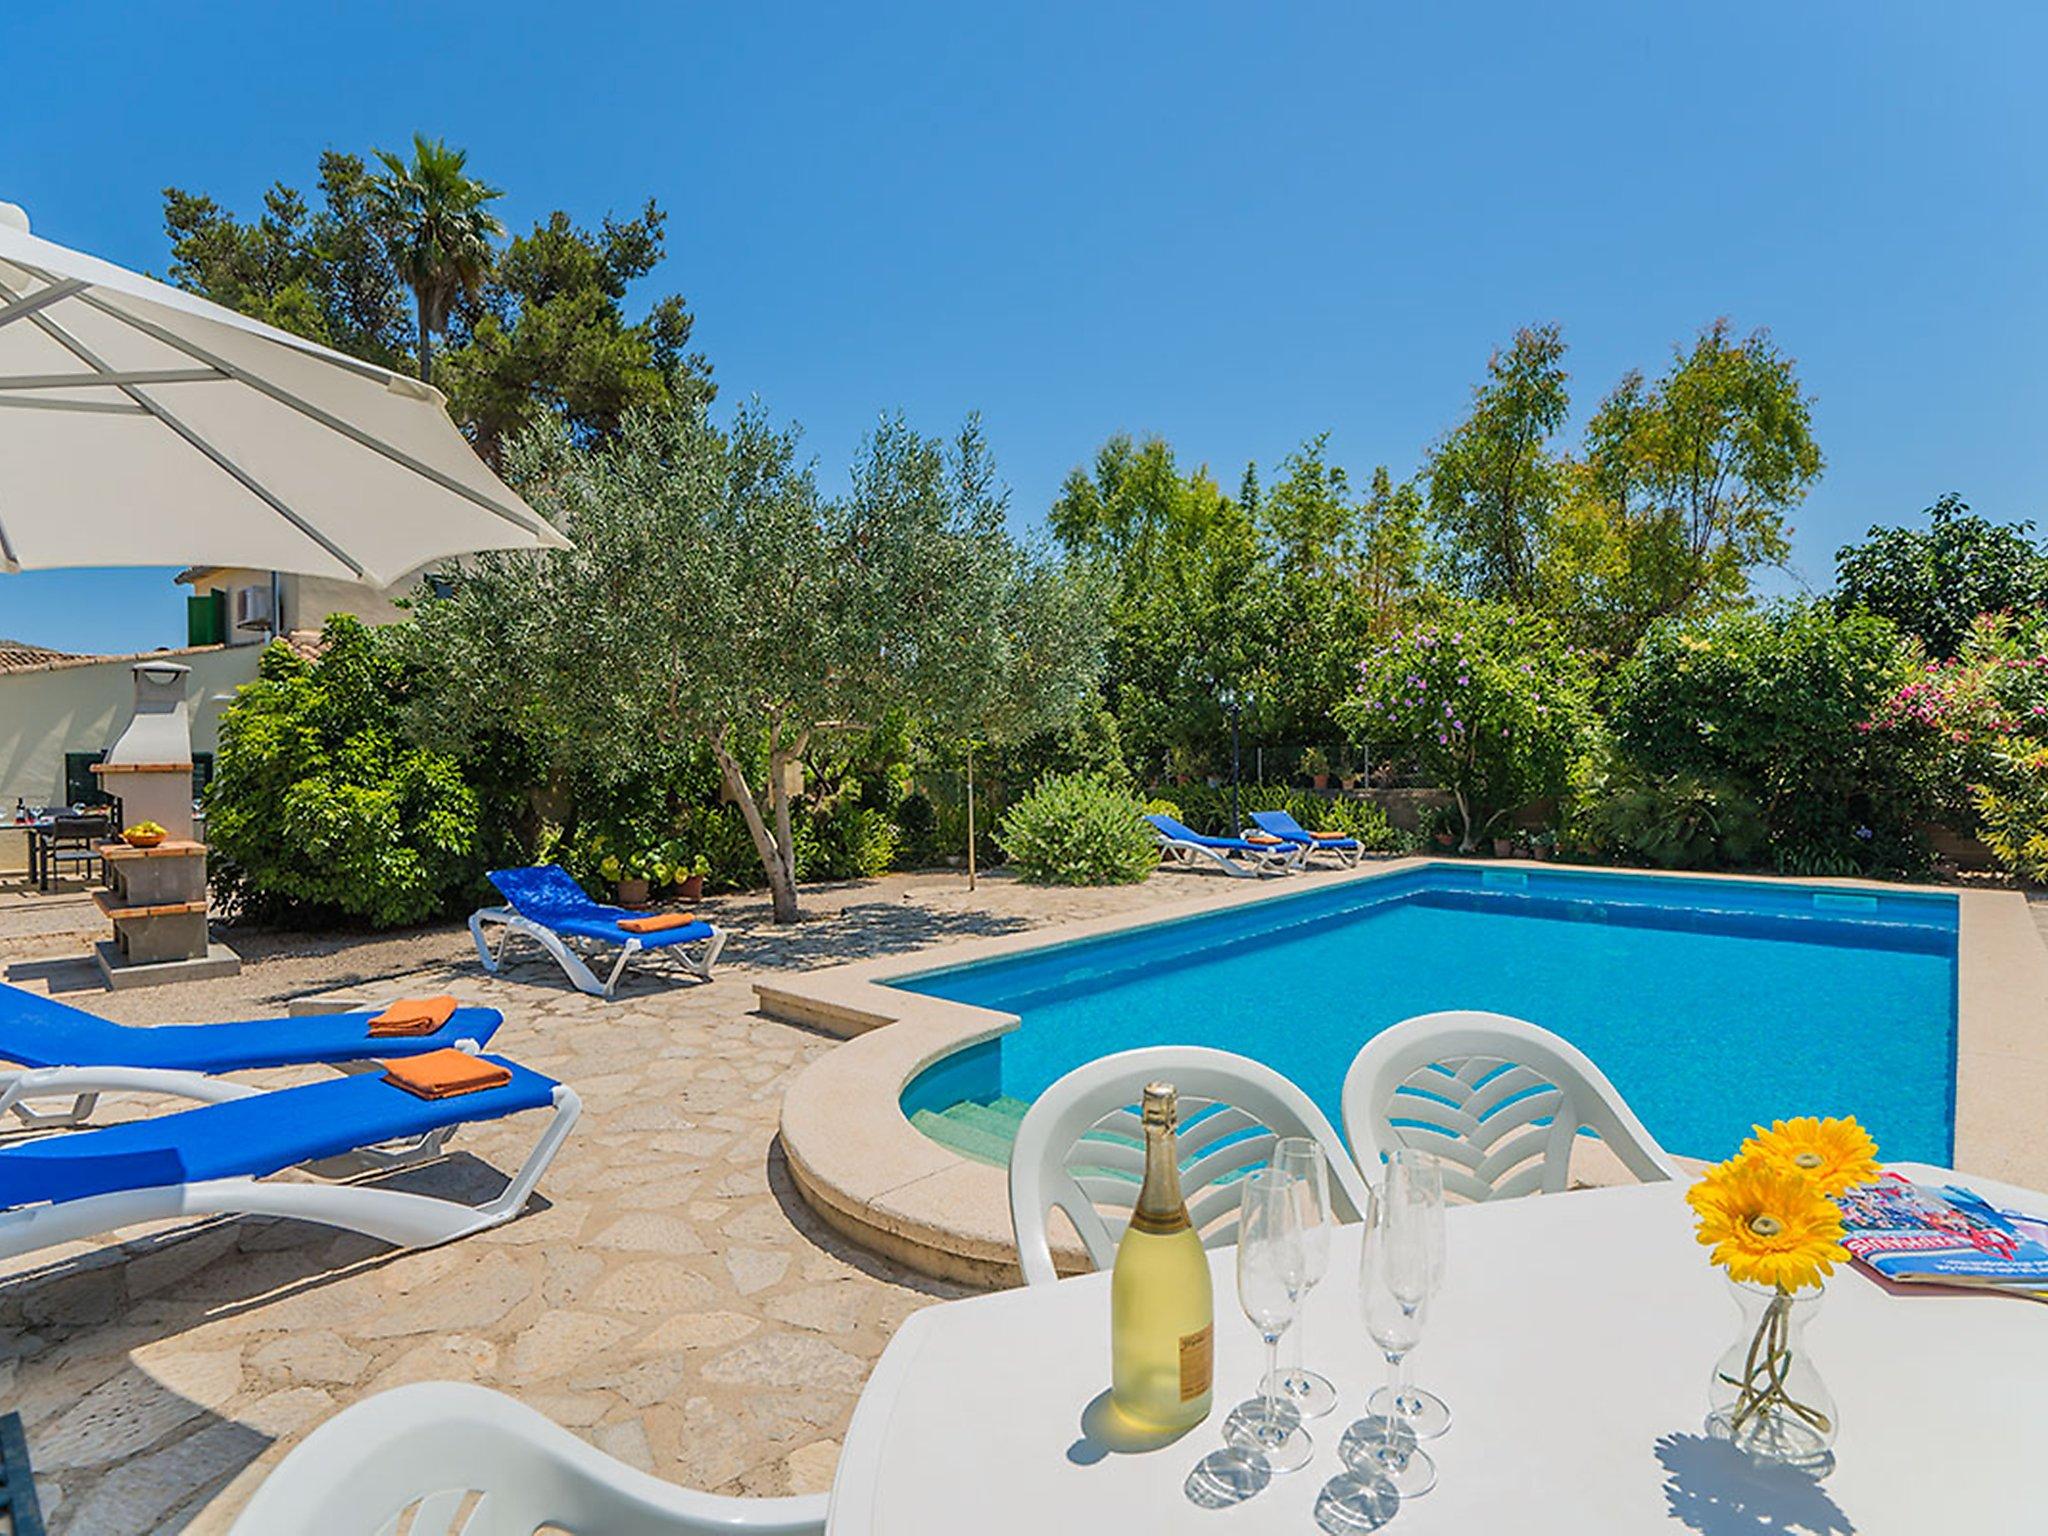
[1837,1173,2048,1297]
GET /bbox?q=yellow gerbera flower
[1687,1155,1846,1292]
[1740,1116,1881,1197]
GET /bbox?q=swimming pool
[892,864,1959,1166]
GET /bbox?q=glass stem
[1286,1290,1309,1389]
[1382,1350,1406,1458]
[1261,1331,1283,1431]
[1395,1338,1414,1414]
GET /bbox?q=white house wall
[0,646,262,806]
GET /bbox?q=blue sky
[3,2,2043,654]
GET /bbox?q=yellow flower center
[1749,1214,1784,1238]
[1794,1152,1823,1170]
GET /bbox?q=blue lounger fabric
[1144,813,1275,854]
[0,1055,558,1209]
[0,983,502,1073]
[487,866,716,950]
[1248,810,1361,850]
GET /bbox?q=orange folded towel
[367,994,458,1037]
[1309,831,1349,841]
[617,912,698,934]
[382,1048,512,1101]
[1243,832,1284,845]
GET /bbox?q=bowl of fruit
[122,820,169,849]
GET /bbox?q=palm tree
[367,135,504,385]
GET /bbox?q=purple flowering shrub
[1336,603,1594,850]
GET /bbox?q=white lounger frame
[0,1065,579,1263]
[469,908,727,998]
[1153,832,1304,879]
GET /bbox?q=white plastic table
[828,1167,2048,1533]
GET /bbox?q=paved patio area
[0,870,1246,1534]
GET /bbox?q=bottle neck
[1130,1118,1191,1234]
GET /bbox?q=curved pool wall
[892,863,1960,1166]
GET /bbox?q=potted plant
[122,819,169,849]
[1492,832,1518,858]
[1528,829,1558,862]
[669,851,710,902]
[1300,746,1331,791]
[598,849,655,907]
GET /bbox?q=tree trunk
[1454,788,1477,852]
[416,293,433,386]
[965,742,977,892]
[709,729,799,923]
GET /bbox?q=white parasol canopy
[0,200,569,585]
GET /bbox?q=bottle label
[1179,1324,1213,1401]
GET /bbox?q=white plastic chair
[1341,1010,1680,1203]
[227,1381,828,1535]
[1009,1045,1371,1286]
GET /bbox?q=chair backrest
[228,1381,827,1535]
[1249,810,1309,839]
[1341,1010,1679,1203]
[1009,1045,1371,1287]
[1144,812,1195,841]
[489,864,602,921]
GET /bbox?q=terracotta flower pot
[1312,774,1330,790]
[1493,838,1516,858]
[616,877,651,906]
[676,874,706,902]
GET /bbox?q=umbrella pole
[966,742,976,894]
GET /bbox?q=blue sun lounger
[0,1055,579,1267]
[1247,809,1364,867]
[1144,813,1304,877]
[0,982,504,1129]
[469,865,727,999]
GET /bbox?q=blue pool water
[893,865,1959,1165]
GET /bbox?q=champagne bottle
[1109,1081,1214,1431]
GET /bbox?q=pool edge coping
[768,860,2043,1286]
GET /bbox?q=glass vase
[1706,1278,1837,1472]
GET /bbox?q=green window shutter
[186,590,226,646]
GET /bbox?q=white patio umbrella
[0,200,569,585]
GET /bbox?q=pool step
[909,1096,1031,1168]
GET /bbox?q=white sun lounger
[0,1054,578,1266]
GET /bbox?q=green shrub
[802,797,902,881]
[1591,769,1768,870]
[206,617,483,927]
[1609,602,1930,875]
[999,774,1157,885]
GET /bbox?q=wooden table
[828,1167,2048,1533]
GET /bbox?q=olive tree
[411,401,1091,922]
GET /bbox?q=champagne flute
[1266,1136,1337,1418]
[1222,1168,1313,1474]
[1342,1166,1436,1498]
[1369,1148,1450,1438]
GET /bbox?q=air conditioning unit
[232,585,274,632]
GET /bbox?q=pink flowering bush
[1866,612,2048,879]
[1337,603,1595,850]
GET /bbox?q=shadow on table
[1067,1389,1196,1465]
[1655,1431,1856,1535]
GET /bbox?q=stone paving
[0,870,1230,1534]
